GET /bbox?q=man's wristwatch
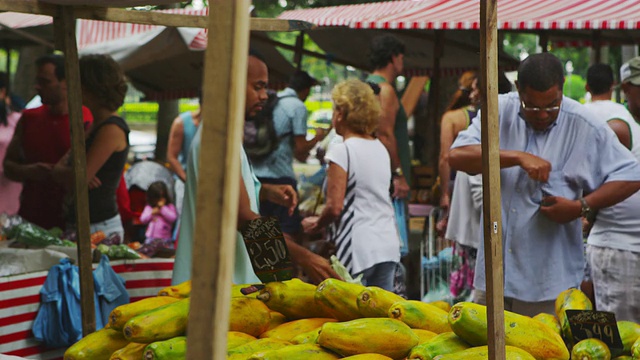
[392,167,403,178]
[579,197,591,217]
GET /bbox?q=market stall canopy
[0,8,296,100]
[37,0,182,6]
[279,1,521,76]
[280,0,640,49]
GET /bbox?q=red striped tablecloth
[0,259,174,359]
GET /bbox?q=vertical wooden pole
[539,32,549,52]
[55,5,95,335]
[185,1,250,359]
[294,31,304,70]
[480,1,505,359]
[429,31,443,170]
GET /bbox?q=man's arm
[3,119,53,182]
[607,119,632,150]
[449,145,552,182]
[541,181,640,223]
[167,117,187,181]
[377,83,409,199]
[293,129,326,163]
[438,110,466,209]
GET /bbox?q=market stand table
[0,258,174,359]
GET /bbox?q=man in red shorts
[3,54,93,230]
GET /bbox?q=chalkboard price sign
[565,310,624,356]
[240,216,294,283]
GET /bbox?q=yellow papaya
[318,318,418,360]
[448,302,569,360]
[227,338,291,359]
[632,336,640,358]
[231,283,260,298]
[256,279,333,319]
[143,336,186,360]
[290,328,321,345]
[266,312,287,331]
[228,331,257,350]
[259,318,336,341]
[429,300,452,312]
[109,296,179,330]
[407,332,470,360]
[555,288,593,341]
[157,280,191,298]
[532,313,562,336]
[228,297,272,337]
[613,356,633,360]
[109,342,147,360]
[571,338,611,360]
[413,329,438,344]
[123,298,189,343]
[388,300,451,333]
[342,355,394,360]
[64,328,130,360]
[247,344,340,359]
[315,278,366,321]
[356,286,406,318]
[618,321,640,355]
[435,345,536,360]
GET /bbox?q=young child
[139,181,177,255]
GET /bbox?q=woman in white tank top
[302,79,400,290]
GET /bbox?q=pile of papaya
[62,278,640,360]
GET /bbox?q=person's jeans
[89,214,124,243]
[354,261,398,292]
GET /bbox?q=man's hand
[519,152,551,182]
[440,192,450,211]
[28,162,54,181]
[88,176,102,189]
[261,184,298,215]
[301,216,321,234]
[392,176,410,199]
[540,196,582,223]
[315,128,328,142]
[298,251,342,284]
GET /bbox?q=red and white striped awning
[76,8,208,50]
[280,0,640,31]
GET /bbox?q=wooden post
[185,1,250,359]
[429,31,443,171]
[539,32,549,52]
[293,31,304,70]
[480,1,505,359]
[54,5,96,335]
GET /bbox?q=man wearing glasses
[448,53,640,316]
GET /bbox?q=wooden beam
[252,35,369,70]
[40,0,179,6]
[0,21,55,48]
[401,76,428,118]
[480,1,505,359]
[54,5,95,335]
[0,0,314,31]
[185,0,250,359]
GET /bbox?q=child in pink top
[139,181,177,244]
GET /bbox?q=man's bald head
[246,54,268,117]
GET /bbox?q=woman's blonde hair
[331,79,381,135]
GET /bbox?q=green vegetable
[97,244,110,255]
[13,223,64,247]
[48,227,64,238]
[62,240,76,247]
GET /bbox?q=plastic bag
[394,199,409,257]
[32,256,129,347]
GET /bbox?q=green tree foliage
[563,74,587,102]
